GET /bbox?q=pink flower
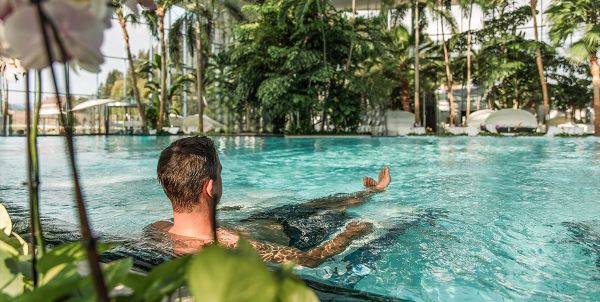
[0,0,24,21]
[3,0,110,72]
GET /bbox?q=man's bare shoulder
[145,220,173,232]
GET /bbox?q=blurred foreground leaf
[0,204,12,236]
[187,238,317,302]
[37,242,116,275]
[13,257,132,302]
[187,240,278,302]
[119,255,191,302]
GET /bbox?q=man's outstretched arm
[247,221,373,268]
[303,166,391,210]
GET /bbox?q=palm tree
[385,24,413,112]
[168,0,244,133]
[114,1,154,132]
[530,0,550,125]
[458,0,475,120]
[547,0,600,135]
[438,0,458,125]
[384,0,454,125]
[144,0,178,132]
[157,3,168,133]
[414,1,421,124]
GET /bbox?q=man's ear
[203,179,215,198]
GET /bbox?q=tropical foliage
[0,1,318,301]
[221,0,394,133]
[0,205,317,301]
[547,0,600,133]
[193,0,594,132]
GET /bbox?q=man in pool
[147,136,391,268]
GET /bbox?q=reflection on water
[562,221,600,273]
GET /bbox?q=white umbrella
[71,99,115,111]
[466,109,494,128]
[39,106,61,116]
[484,109,537,133]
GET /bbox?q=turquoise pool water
[1,136,599,301]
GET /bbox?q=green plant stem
[24,71,39,287]
[34,3,109,301]
[31,71,45,256]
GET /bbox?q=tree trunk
[414,1,421,125]
[440,17,456,125]
[401,80,411,112]
[157,8,167,133]
[195,17,205,134]
[530,0,550,126]
[591,53,600,136]
[245,105,251,132]
[119,14,147,133]
[465,1,473,120]
[344,0,355,72]
[1,79,7,136]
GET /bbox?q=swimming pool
[1,136,599,301]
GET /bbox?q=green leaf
[278,277,319,302]
[0,233,19,256]
[37,242,116,275]
[122,255,191,302]
[0,292,12,302]
[12,272,81,302]
[0,249,25,297]
[119,272,145,294]
[567,41,591,65]
[68,258,134,302]
[10,233,28,256]
[0,204,12,236]
[103,258,133,290]
[187,244,278,302]
[15,257,132,302]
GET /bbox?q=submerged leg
[325,208,447,288]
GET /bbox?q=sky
[3,6,187,109]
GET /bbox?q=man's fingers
[364,176,376,187]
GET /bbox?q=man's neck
[170,205,215,240]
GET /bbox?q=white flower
[0,56,24,78]
[0,23,11,56]
[3,0,108,72]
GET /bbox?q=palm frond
[567,41,591,65]
[186,15,196,54]
[546,0,585,45]
[142,9,159,36]
[581,23,600,54]
[126,12,140,24]
[168,14,188,67]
